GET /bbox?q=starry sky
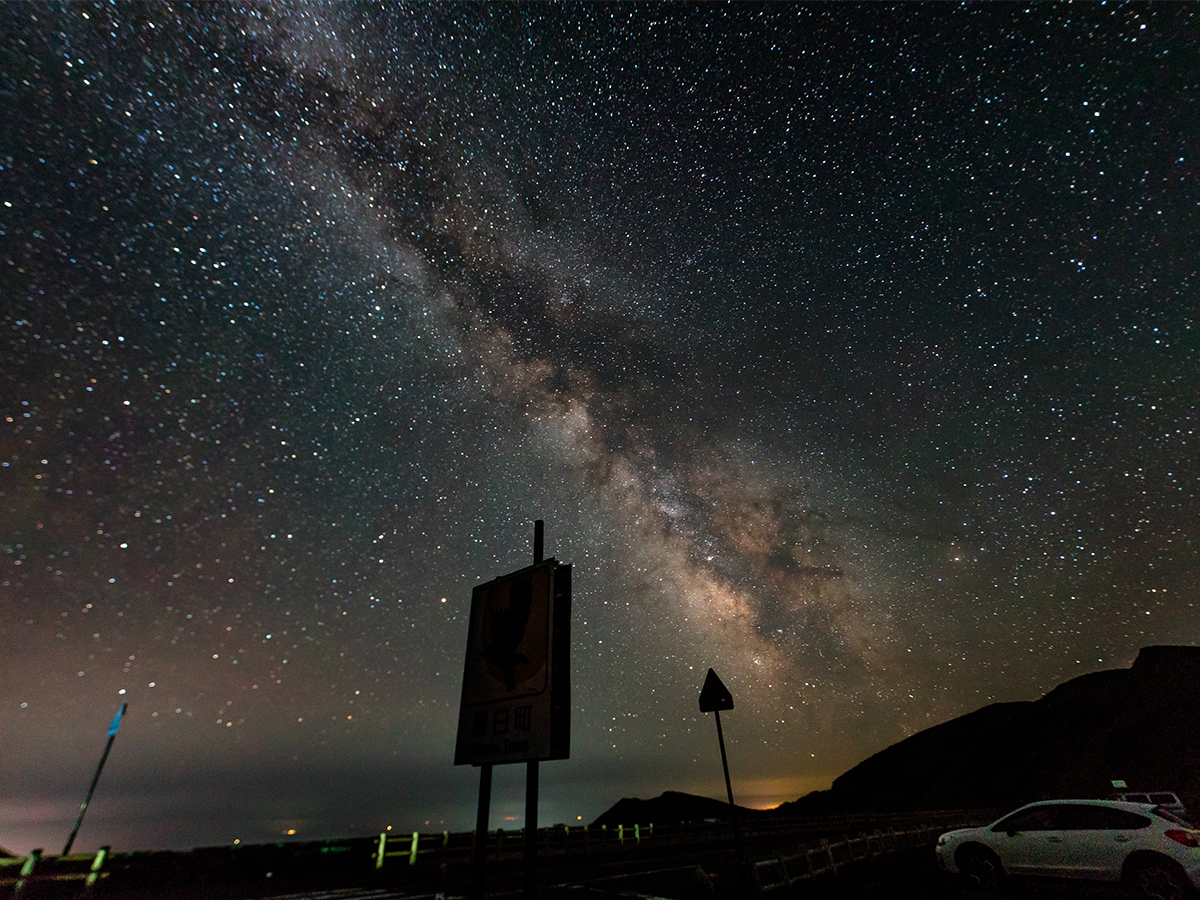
[3,2,1198,855]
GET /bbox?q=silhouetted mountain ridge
[591,647,1200,826]
[780,645,1200,814]
[592,790,769,827]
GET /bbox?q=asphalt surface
[232,852,1156,900]
[794,847,1149,900]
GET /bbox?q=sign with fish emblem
[454,559,571,765]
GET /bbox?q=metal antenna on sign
[524,520,543,900]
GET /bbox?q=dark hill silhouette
[780,645,1200,815]
[592,790,767,827]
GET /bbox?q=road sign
[698,668,734,712]
[697,668,748,894]
[455,560,570,765]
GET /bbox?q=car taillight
[1164,829,1200,848]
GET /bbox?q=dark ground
[787,847,1148,900]
[4,840,1158,900]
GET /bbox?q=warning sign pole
[699,669,749,896]
[712,708,742,853]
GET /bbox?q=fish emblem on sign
[463,566,549,705]
[480,570,547,692]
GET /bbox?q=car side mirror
[1006,829,1020,837]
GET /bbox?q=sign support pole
[63,704,126,856]
[713,708,747,880]
[523,519,544,900]
[470,762,492,900]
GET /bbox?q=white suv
[936,799,1200,899]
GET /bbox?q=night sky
[3,3,1198,855]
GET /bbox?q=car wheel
[957,845,1003,890]
[1129,857,1194,900]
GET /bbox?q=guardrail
[372,820,662,867]
[751,823,948,893]
[366,808,1000,868]
[0,847,111,895]
[0,810,999,897]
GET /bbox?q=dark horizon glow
[2,3,1197,855]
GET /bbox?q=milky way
[2,3,1197,853]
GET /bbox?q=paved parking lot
[797,847,1147,900]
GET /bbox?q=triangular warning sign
[698,668,734,713]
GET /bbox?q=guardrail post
[376,832,387,869]
[443,830,450,848]
[85,846,109,889]
[796,850,814,881]
[751,858,779,894]
[14,848,41,895]
[634,824,640,844]
[409,831,420,865]
[617,824,624,845]
[821,838,836,874]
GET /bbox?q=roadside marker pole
[14,849,40,895]
[85,846,109,890]
[64,704,127,856]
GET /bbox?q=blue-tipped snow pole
[62,703,127,856]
